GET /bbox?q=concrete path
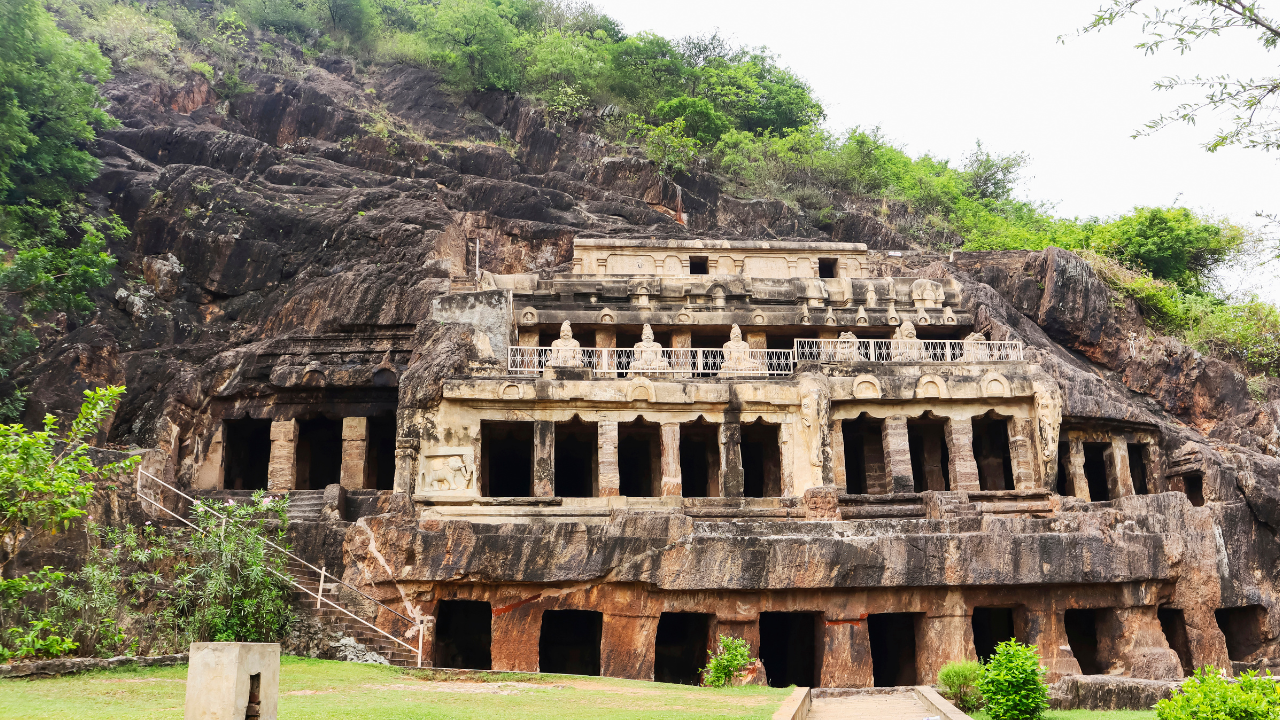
[807,692,933,720]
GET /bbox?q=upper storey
[570,237,872,278]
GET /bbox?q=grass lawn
[0,656,793,720]
[970,711,1156,720]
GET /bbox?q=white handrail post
[317,565,325,610]
[417,618,424,668]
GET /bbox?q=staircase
[286,559,423,667]
[284,490,327,522]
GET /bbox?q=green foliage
[701,634,753,687]
[1185,295,1280,376]
[976,640,1049,720]
[1090,207,1243,291]
[189,61,215,82]
[632,117,700,175]
[938,659,986,712]
[694,49,824,134]
[422,0,521,91]
[521,29,612,98]
[653,96,731,146]
[544,82,591,123]
[1155,667,1280,720]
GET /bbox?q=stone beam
[882,416,914,493]
[944,419,981,492]
[340,417,368,491]
[660,423,681,496]
[533,420,555,497]
[267,420,298,492]
[598,421,619,497]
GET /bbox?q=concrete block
[185,642,280,720]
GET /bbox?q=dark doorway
[758,612,820,688]
[555,418,597,497]
[972,415,1014,491]
[618,420,660,497]
[1056,441,1071,496]
[1215,605,1268,661]
[1158,607,1194,676]
[908,419,950,492]
[1182,473,1206,507]
[972,607,1017,663]
[868,613,920,687]
[818,258,837,278]
[680,420,720,497]
[367,414,397,490]
[434,600,492,670]
[296,417,342,490]
[539,609,602,676]
[654,613,712,685]
[1064,609,1102,674]
[741,421,781,498]
[1128,444,1149,495]
[1082,443,1111,501]
[481,421,533,496]
[690,256,709,275]
[843,416,885,494]
[223,418,271,490]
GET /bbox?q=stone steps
[286,562,423,667]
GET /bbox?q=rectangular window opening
[481,421,534,497]
[618,421,661,498]
[1056,441,1071,496]
[1158,606,1194,676]
[1082,442,1111,501]
[908,419,950,492]
[1127,443,1150,495]
[843,416,886,494]
[689,256,709,275]
[680,421,720,497]
[555,418,597,497]
[1064,609,1102,674]
[1215,605,1268,662]
[972,607,1017,663]
[741,422,781,498]
[654,613,712,685]
[539,609,602,676]
[818,258,838,278]
[1183,472,1206,507]
[223,418,272,491]
[435,600,492,670]
[759,612,822,689]
[971,416,1014,491]
[868,612,921,687]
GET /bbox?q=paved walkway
[807,692,933,720]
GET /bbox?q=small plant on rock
[1155,667,1280,720]
[701,634,753,687]
[976,640,1048,720]
[938,659,985,712]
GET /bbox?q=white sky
[591,0,1280,300]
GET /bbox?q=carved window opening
[1158,607,1194,676]
[367,413,397,491]
[689,256,709,275]
[842,415,886,495]
[759,612,822,688]
[481,421,533,497]
[245,672,261,720]
[435,600,492,670]
[1082,443,1111,501]
[908,418,950,492]
[654,612,712,685]
[972,414,1014,491]
[1128,443,1150,495]
[742,420,781,498]
[539,609,602,676]
[555,417,597,498]
[818,257,838,278]
[1178,472,1206,506]
[223,418,271,491]
[1064,609,1102,674]
[1215,605,1268,662]
[680,419,721,498]
[618,419,661,497]
[868,612,921,687]
[1055,441,1071,496]
[296,416,342,490]
[972,607,1018,663]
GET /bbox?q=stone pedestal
[533,420,555,497]
[340,417,368,491]
[945,419,982,492]
[720,422,744,498]
[185,642,280,720]
[600,613,659,680]
[267,420,297,492]
[598,421,619,497]
[822,618,874,688]
[882,416,914,493]
[660,424,682,496]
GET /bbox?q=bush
[701,634,753,687]
[976,640,1049,720]
[633,117,700,175]
[938,659,985,712]
[1155,667,1280,720]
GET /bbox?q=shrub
[653,95,732,147]
[1155,667,1280,720]
[189,61,215,82]
[701,634,753,687]
[633,117,699,175]
[976,640,1049,720]
[938,659,985,712]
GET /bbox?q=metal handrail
[135,469,424,666]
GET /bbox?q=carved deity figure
[549,320,583,367]
[719,324,763,375]
[1034,384,1063,463]
[629,324,670,374]
[891,321,923,360]
[962,330,987,361]
[834,331,861,362]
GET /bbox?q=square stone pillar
[393,437,417,495]
[720,421,744,497]
[340,417,368,491]
[882,416,914,493]
[917,611,977,684]
[600,614,659,680]
[533,420,555,497]
[492,605,541,672]
[185,642,280,720]
[267,420,298,492]
[1067,437,1090,501]
[746,331,766,349]
[1105,439,1135,498]
[714,616,761,657]
[829,420,846,490]
[194,423,225,490]
[1095,607,1182,679]
[822,618,874,688]
[863,429,889,494]
[1022,608,1083,681]
[598,421,619,497]
[660,424,682,496]
[596,327,616,377]
[944,418,981,492]
[1009,417,1038,490]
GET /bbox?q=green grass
[0,656,793,719]
[970,711,1157,720]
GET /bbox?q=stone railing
[794,338,1024,363]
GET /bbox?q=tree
[1091,206,1244,290]
[653,96,732,146]
[1075,1,1280,154]
[694,49,825,133]
[962,140,1031,202]
[423,0,520,91]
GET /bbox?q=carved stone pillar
[596,327,616,377]
[600,614,659,680]
[1105,438,1135,498]
[267,420,298,492]
[1096,607,1182,679]
[882,416,914,493]
[598,421,619,497]
[916,598,977,684]
[393,437,418,495]
[944,418,981,492]
[745,331,766,349]
[1023,607,1083,682]
[340,417,368,491]
[720,422,744,498]
[533,420,555,497]
[829,419,846,490]
[491,604,541,672]
[660,423,681,496]
[1067,437,1090,501]
[1009,417,1038,490]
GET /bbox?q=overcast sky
[591,0,1279,299]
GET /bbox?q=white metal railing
[793,339,1024,363]
[508,347,794,377]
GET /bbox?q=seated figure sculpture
[833,331,861,362]
[719,324,764,375]
[548,320,583,367]
[891,321,924,361]
[629,324,670,375]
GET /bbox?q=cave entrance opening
[680,419,720,497]
[539,609,602,676]
[1215,605,1268,661]
[908,418,949,492]
[741,420,781,498]
[758,612,821,689]
[555,417,597,497]
[1179,472,1206,506]
[296,416,341,491]
[818,258,838,278]
[653,612,712,685]
[1064,609,1102,674]
[868,612,920,687]
[434,600,492,670]
[1056,441,1071,496]
[481,421,533,497]
[618,418,660,497]
[1158,606,1194,676]
[223,419,272,491]
[1128,443,1150,495]
[972,414,1014,491]
[972,607,1017,663]
[1082,443,1110,501]
[367,413,397,491]
[842,415,885,495]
